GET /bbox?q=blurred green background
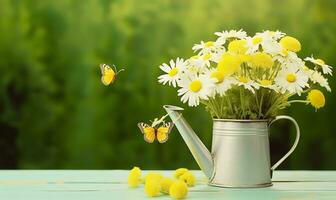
[0,0,335,170]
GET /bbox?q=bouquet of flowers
[157,30,332,119]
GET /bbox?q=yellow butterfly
[138,122,174,143]
[100,64,124,86]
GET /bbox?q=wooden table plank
[0,170,335,200]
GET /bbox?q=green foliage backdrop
[0,0,335,169]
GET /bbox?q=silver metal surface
[210,119,272,187]
[163,105,214,179]
[269,115,300,171]
[163,105,300,188]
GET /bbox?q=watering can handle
[269,115,300,171]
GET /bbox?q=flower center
[228,39,247,54]
[316,59,325,65]
[238,76,249,83]
[252,36,263,45]
[168,67,178,77]
[211,71,225,83]
[260,79,272,86]
[189,80,202,92]
[286,73,297,83]
[205,41,214,47]
[203,53,211,60]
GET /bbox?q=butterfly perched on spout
[138,115,174,143]
[99,63,124,86]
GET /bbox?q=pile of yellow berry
[128,167,196,199]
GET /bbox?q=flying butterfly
[100,63,124,86]
[137,115,174,143]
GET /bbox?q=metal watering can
[164,105,300,188]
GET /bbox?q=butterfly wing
[100,64,116,85]
[156,122,174,143]
[138,123,156,143]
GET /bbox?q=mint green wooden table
[0,170,335,199]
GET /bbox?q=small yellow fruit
[144,172,163,184]
[145,179,161,197]
[169,180,188,199]
[128,167,141,188]
[161,177,173,194]
[179,171,196,187]
[174,168,189,179]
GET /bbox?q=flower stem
[258,90,264,118]
[287,100,309,104]
[240,88,245,118]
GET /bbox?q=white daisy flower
[257,79,278,91]
[192,40,224,54]
[245,36,261,54]
[235,76,260,93]
[211,48,226,63]
[305,56,333,75]
[246,32,282,55]
[200,53,213,67]
[206,69,236,96]
[178,75,216,107]
[309,71,331,91]
[275,67,309,95]
[275,52,305,69]
[256,30,285,40]
[262,40,282,55]
[185,56,209,75]
[187,55,204,68]
[187,52,215,69]
[214,29,247,43]
[158,58,187,87]
[256,75,279,91]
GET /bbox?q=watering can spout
[163,105,214,179]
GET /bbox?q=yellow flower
[238,54,251,63]
[174,168,189,179]
[179,171,196,187]
[211,71,225,83]
[145,179,161,197]
[169,180,188,199]
[228,39,247,54]
[307,89,325,109]
[250,52,274,68]
[279,36,301,52]
[144,172,163,184]
[160,177,173,194]
[128,167,142,188]
[217,54,241,76]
